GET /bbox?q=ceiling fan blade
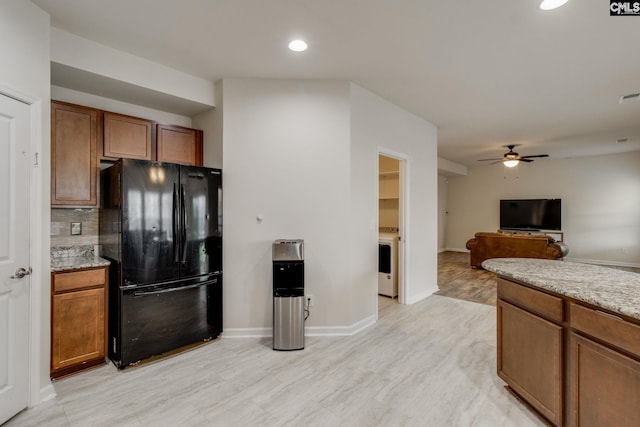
[477,158,503,162]
[520,158,534,162]
[520,154,549,159]
[490,160,504,165]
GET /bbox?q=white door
[0,94,31,424]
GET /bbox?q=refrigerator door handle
[173,183,180,263]
[181,183,188,263]
[132,281,209,297]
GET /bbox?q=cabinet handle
[173,183,179,263]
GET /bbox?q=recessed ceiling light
[288,40,308,52]
[540,0,569,10]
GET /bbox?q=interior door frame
[377,148,409,305]
[0,83,48,407]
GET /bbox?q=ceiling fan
[477,145,549,167]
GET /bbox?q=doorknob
[10,267,31,279]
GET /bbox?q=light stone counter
[51,256,110,273]
[482,258,640,321]
[51,245,110,273]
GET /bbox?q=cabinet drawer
[53,268,106,293]
[570,303,640,357]
[498,278,563,323]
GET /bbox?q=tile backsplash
[50,208,99,248]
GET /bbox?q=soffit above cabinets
[51,62,214,117]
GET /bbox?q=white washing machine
[378,233,398,297]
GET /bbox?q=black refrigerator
[100,158,222,368]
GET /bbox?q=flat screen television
[500,199,562,231]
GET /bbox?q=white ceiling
[32,0,640,166]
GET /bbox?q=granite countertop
[482,258,640,321]
[51,245,110,273]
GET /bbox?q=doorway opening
[377,152,407,310]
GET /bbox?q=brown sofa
[465,231,569,269]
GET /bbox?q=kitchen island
[483,258,640,427]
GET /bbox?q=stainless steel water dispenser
[272,239,304,351]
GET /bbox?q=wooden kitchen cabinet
[156,123,203,166]
[51,267,108,379]
[496,275,640,427]
[568,303,640,427]
[497,278,564,426]
[102,111,154,161]
[51,101,99,206]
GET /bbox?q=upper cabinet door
[51,101,98,206]
[156,124,203,166]
[103,112,153,161]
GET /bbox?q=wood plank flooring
[435,251,497,306]
[5,254,553,427]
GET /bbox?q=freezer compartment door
[116,275,222,367]
[180,166,222,278]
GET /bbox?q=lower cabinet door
[497,299,563,426]
[51,288,105,375]
[569,332,640,427]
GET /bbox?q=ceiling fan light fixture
[504,160,520,168]
[539,0,569,10]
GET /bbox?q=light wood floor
[7,255,551,427]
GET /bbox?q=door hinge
[33,152,39,167]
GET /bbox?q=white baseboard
[222,328,271,338]
[306,315,377,336]
[564,257,640,269]
[444,247,469,253]
[405,285,438,304]
[222,315,378,339]
[36,384,56,406]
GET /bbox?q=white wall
[350,84,439,307]
[0,0,52,404]
[50,28,215,108]
[220,79,439,334]
[438,176,448,251]
[438,157,467,176]
[446,152,640,267]
[221,78,353,334]
[192,80,223,169]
